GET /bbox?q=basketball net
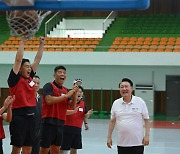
[6,10,51,39]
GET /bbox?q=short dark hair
[21,58,30,66]
[33,75,40,79]
[119,78,133,87]
[78,86,84,92]
[54,65,66,73]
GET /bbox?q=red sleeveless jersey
[0,117,5,139]
[42,82,68,121]
[9,77,36,109]
[65,100,85,128]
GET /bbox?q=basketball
[7,10,39,36]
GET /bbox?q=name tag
[79,108,83,112]
[132,108,139,112]
[29,81,35,87]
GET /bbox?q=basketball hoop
[6,10,51,39]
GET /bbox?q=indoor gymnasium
[0,0,180,154]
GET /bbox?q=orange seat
[141,45,149,50]
[69,41,77,45]
[63,48,71,52]
[32,41,40,46]
[3,47,11,51]
[77,48,86,52]
[165,48,173,52]
[9,37,16,41]
[122,37,129,41]
[140,48,148,52]
[116,48,123,52]
[25,40,33,46]
[168,37,176,42]
[143,41,151,45]
[173,48,180,52]
[129,37,137,41]
[167,41,174,46]
[133,45,141,49]
[108,48,116,52]
[156,48,165,52]
[47,41,55,45]
[91,41,99,45]
[120,41,128,45]
[123,48,131,52]
[47,47,55,52]
[159,41,167,45]
[55,48,63,52]
[137,37,144,41]
[131,49,139,52]
[10,47,17,51]
[151,41,159,45]
[153,37,160,42]
[127,41,136,45]
[145,37,152,41]
[113,41,120,45]
[61,41,69,45]
[161,37,168,42]
[4,40,12,45]
[86,48,93,52]
[125,45,133,49]
[70,48,78,52]
[115,37,122,41]
[117,45,125,49]
[135,41,143,45]
[84,41,91,45]
[32,47,38,51]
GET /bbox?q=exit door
[166,79,180,116]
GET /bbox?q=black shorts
[40,123,63,148]
[117,145,144,154]
[9,115,35,147]
[61,131,82,150]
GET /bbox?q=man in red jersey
[40,65,79,154]
[60,86,93,154]
[7,36,45,154]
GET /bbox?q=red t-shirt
[0,117,5,139]
[9,77,36,109]
[65,100,85,128]
[42,82,68,123]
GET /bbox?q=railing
[102,11,117,31]
[45,11,61,36]
[52,28,104,38]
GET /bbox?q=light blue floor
[3,119,180,154]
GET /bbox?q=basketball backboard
[0,0,150,11]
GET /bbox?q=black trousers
[117,145,144,154]
[0,139,3,154]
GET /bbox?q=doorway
[166,76,180,116]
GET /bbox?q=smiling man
[40,65,79,154]
[107,78,150,154]
[7,37,45,154]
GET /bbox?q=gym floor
[3,119,180,154]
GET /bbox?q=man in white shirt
[107,78,150,154]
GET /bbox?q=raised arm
[0,95,15,115]
[31,37,45,72]
[13,38,26,74]
[84,109,93,119]
[68,85,79,108]
[2,105,12,122]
